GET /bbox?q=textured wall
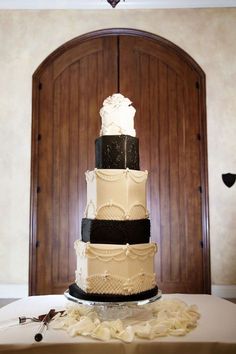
[0,8,235,290]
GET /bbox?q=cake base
[69,283,158,302]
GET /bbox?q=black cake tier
[82,218,150,244]
[95,135,139,170]
[69,283,158,302]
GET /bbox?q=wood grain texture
[119,35,207,293]
[31,36,117,294]
[30,29,210,295]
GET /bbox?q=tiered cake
[69,94,158,302]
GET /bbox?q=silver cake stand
[64,289,162,320]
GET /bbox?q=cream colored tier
[99,93,136,136]
[75,241,157,295]
[84,168,149,220]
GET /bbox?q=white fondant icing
[85,169,149,220]
[99,93,136,137]
[72,94,159,299]
[74,241,157,295]
[75,241,157,261]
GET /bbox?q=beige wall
[0,8,235,296]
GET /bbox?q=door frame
[29,28,210,295]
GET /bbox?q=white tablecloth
[0,293,235,354]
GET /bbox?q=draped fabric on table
[0,294,235,354]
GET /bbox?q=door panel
[119,36,204,293]
[33,37,118,294]
[30,30,209,295]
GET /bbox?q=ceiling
[0,0,235,9]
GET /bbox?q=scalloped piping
[75,241,157,262]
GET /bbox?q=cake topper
[99,93,136,137]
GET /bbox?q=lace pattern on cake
[76,271,156,295]
[85,168,148,220]
[96,204,126,220]
[85,201,149,220]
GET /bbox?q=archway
[30,29,210,295]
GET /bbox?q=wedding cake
[69,93,158,301]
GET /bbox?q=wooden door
[30,30,210,295]
[30,36,118,294]
[119,35,209,293]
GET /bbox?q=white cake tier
[84,169,149,220]
[75,241,157,295]
[99,93,136,136]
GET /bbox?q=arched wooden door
[30,29,210,295]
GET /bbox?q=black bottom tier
[82,218,150,244]
[69,283,158,302]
